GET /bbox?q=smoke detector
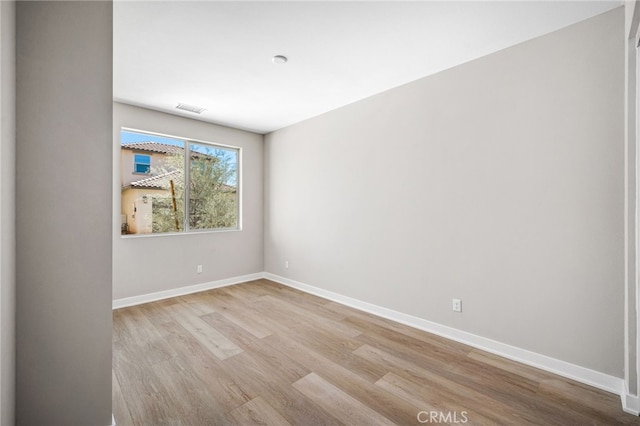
[272,55,288,64]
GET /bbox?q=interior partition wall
[15,2,113,424]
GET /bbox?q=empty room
[4,0,640,425]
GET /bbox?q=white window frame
[120,127,242,237]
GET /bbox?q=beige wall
[265,8,625,377]
[120,148,172,187]
[16,2,113,424]
[121,187,168,235]
[0,1,15,424]
[113,102,264,300]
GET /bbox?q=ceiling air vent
[176,103,206,114]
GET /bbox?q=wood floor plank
[175,293,217,316]
[354,328,488,390]
[150,357,236,425]
[355,325,544,398]
[223,352,339,426]
[282,323,387,383]
[355,343,612,426]
[462,351,627,424]
[292,372,396,426]
[537,378,640,425]
[466,348,554,383]
[257,282,352,323]
[220,279,274,301]
[113,279,640,426]
[203,311,311,384]
[165,302,243,360]
[375,371,497,425]
[263,332,423,425]
[116,306,178,365]
[354,343,527,424]
[136,298,179,326]
[251,280,329,308]
[119,305,164,343]
[347,315,472,364]
[257,294,362,339]
[230,396,293,426]
[112,369,134,426]
[112,339,179,426]
[155,320,255,410]
[343,312,471,356]
[198,290,275,338]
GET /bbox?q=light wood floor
[113,279,640,425]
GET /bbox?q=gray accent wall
[16,2,113,424]
[0,1,15,424]
[265,8,625,376]
[113,103,264,300]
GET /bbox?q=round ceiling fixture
[272,55,288,64]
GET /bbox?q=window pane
[188,142,239,230]
[134,154,151,165]
[151,182,184,234]
[121,130,185,235]
[134,164,150,174]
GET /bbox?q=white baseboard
[623,388,640,415]
[112,273,264,309]
[264,272,633,412]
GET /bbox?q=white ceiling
[114,1,621,135]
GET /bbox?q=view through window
[120,129,240,235]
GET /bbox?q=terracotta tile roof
[128,170,183,190]
[126,170,237,193]
[121,142,184,155]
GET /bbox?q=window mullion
[184,141,190,232]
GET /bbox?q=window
[188,142,239,230]
[133,154,151,174]
[120,129,240,235]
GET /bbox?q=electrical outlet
[452,298,462,313]
[197,265,203,274]
[285,260,289,269]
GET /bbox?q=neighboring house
[121,142,183,234]
[121,141,237,234]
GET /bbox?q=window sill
[119,227,242,239]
